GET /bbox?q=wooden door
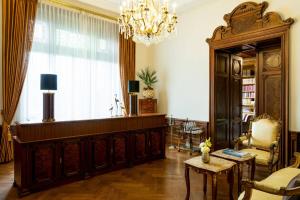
[258,48,282,119]
[214,53,230,149]
[230,55,243,147]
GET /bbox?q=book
[223,148,250,158]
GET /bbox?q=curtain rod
[46,0,118,21]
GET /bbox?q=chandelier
[118,0,178,46]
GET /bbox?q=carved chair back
[248,114,281,151]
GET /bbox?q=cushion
[240,148,278,166]
[251,119,279,148]
[238,168,300,200]
[282,174,300,200]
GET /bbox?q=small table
[184,156,236,200]
[178,127,203,155]
[211,149,256,194]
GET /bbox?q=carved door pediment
[207,2,294,43]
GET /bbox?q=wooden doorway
[206,1,294,166]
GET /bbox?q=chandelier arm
[155,21,164,34]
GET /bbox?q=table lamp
[40,74,57,122]
[128,80,139,116]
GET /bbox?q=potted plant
[137,67,158,99]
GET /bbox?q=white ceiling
[77,0,204,13]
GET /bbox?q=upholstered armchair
[234,114,281,174]
[239,152,300,200]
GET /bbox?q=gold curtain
[0,0,38,163]
[119,34,136,115]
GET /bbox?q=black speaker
[128,80,140,93]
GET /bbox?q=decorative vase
[202,151,210,163]
[142,88,155,99]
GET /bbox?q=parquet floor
[0,149,268,200]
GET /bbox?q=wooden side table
[184,156,236,200]
[211,149,256,194]
[139,99,157,114]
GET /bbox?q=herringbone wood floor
[0,149,268,200]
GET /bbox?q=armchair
[239,152,300,200]
[234,114,281,174]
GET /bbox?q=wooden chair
[234,114,281,174]
[239,152,300,200]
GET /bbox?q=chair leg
[268,165,273,175]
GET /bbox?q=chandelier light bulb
[118,0,178,46]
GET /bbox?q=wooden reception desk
[13,114,167,196]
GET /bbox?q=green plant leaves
[137,67,158,88]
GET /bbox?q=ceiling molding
[77,0,211,14]
[48,0,119,20]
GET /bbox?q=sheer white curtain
[16,2,121,122]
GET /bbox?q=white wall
[135,44,154,97]
[152,0,300,131]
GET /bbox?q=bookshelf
[242,58,256,122]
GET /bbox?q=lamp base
[43,93,55,122]
[129,94,138,116]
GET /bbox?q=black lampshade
[40,74,57,90]
[128,80,139,93]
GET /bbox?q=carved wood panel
[32,144,55,185]
[113,134,128,166]
[261,74,281,119]
[149,130,163,156]
[62,140,81,177]
[216,123,229,149]
[262,49,281,72]
[259,48,282,120]
[133,131,148,160]
[92,136,110,170]
[207,2,294,43]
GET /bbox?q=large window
[16,2,121,122]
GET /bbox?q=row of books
[242,112,255,122]
[242,69,255,77]
[243,85,255,92]
[223,148,251,158]
[242,99,255,105]
[242,92,255,98]
[243,78,255,84]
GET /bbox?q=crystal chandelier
[118,0,178,46]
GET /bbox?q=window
[16,2,121,122]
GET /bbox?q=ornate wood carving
[208,1,294,166]
[62,140,81,177]
[113,135,127,165]
[134,132,147,159]
[207,2,294,43]
[93,137,110,170]
[149,130,162,156]
[13,115,167,196]
[32,144,55,184]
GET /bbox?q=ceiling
[77,0,203,13]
